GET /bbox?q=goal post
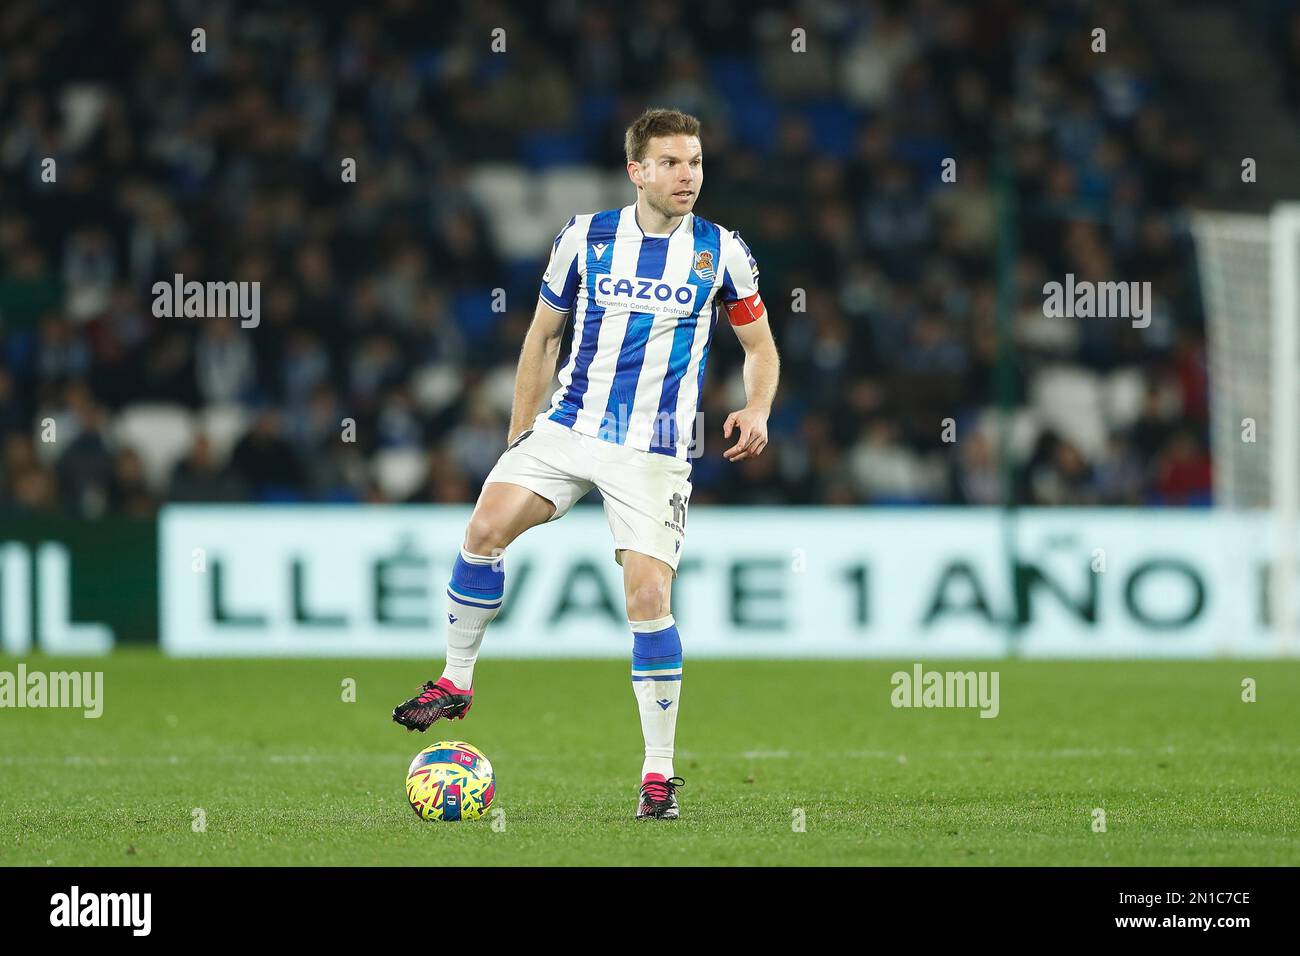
[1192,204,1300,653]
[1270,205,1300,653]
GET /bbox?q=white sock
[442,548,504,688]
[630,614,682,779]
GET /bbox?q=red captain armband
[723,292,765,326]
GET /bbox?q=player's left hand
[722,407,769,462]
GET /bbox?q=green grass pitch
[1,651,1298,866]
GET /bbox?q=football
[405,741,496,822]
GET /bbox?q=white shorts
[482,417,693,573]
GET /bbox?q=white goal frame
[1270,204,1300,652]
[1193,203,1300,653]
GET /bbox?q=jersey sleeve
[717,230,766,326]
[539,216,583,313]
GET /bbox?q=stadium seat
[1102,367,1146,429]
[1008,408,1044,464]
[730,98,780,152]
[801,100,861,159]
[466,164,529,215]
[466,165,535,256]
[450,290,503,343]
[599,171,632,210]
[968,408,1041,466]
[410,363,464,415]
[540,168,606,228]
[197,403,250,467]
[521,131,588,169]
[578,92,617,125]
[372,447,429,501]
[480,365,518,417]
[113,404,196,492]
[708,55,763,102]
[1031,367,1108,458]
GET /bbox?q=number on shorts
[669,491,688,530]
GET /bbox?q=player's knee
[626,579,671,620]
[464,511,511,555]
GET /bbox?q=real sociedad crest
[692,250,715,282]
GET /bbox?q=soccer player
[392,108,780,819]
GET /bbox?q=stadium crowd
[0,0,1216,516]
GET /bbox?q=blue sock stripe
[447,590,502,610]
[632,657,683,669]
[632,675,682,682]
[632,624,681,661]
[449,554,504,600]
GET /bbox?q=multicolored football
[405,741,496,822]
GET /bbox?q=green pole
[993,138,1022,656]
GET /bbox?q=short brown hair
[624,108,701,164]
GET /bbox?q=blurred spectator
[228,410,305,500]
[54,398,114,517]
[0,0,1222,514]
[168,434,247,502]
[1025,431,1099,505]
[1154,430,1212,505]
[111,448,157,517]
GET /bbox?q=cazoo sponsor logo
[593,274,697,317]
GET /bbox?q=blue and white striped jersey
[537,204,764,459]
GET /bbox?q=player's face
[635,135,702,218]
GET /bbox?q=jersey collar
[630,203,691,240]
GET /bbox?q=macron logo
[448,613,458,625]
[656,698,673,710]
[591,243,608,260]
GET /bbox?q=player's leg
[441,481,555,688]
[596,443,693,818]
[394,422,593,731]
[621,550,687,820]
[392,482,555,731]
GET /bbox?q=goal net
[1192,205,1300,649]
